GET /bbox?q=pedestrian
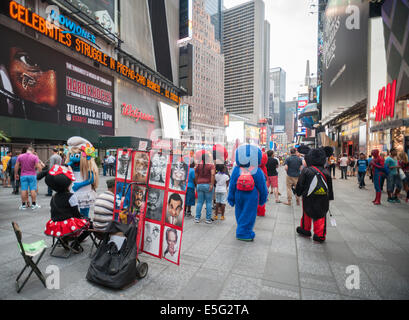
[194,150,215,224]
[213,163,229,220]
[348,155,356,177]
[184,162,196,217]
[295,148,334,243]
[7,152,19,194]
[102,155,108,176]
[14,147,42,210]
[356,153,369,189]
[266,150,280,203]
[2,151,12,187]
[107,153,116,176]
[46,148,62,196]
[227,144,268,241]
[385,148,402,203]
[284,148,303,206]
[380,152,387,191]
[370,149,387,205]
[339,153,349,179]
[398,151,409,203]
[92,178,115,231]
[328,153,337,179]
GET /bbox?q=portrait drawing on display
[165,192,185,228]
[148,151,168,187]
[116,149,132,181]
[132,152,149,184]
[162,227,181,264]
[128,185,146,225]
[169,155,188,192]
[143,221,161,256]
[145,188,165,222]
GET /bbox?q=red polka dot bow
[49,165,76,181]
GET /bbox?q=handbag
[399,168,406,180]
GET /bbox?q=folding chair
[88,228,106,258]
[12,222,47,293]
[50,235,83,259]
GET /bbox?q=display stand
[113,139,190,265]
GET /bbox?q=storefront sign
[7,1,180,105]
[179,104,188,131]
[0,25,114,135]
[224,113,230,127]
[371,80,397,122]
[121,103,155,123]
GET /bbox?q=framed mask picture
[162,226,181,265]
[116,149,132,181]
[143,221,162,257]
[145,187,165,222]
[148,150,169,187]
[169,154,189,192]
[132,151,150,184]
[164,192,185,228]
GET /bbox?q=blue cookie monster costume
[227,144,268,241]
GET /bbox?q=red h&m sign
[372,80,397,122]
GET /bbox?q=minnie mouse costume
[44,165,90,239]
[257,152,268,217]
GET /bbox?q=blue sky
[223,0,318,101]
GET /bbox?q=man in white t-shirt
[107,153,116,176]
[339,154,349,179]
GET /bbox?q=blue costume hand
[72,182,81,192]
[72,171,94,192]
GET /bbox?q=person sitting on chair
[44,165,90,253]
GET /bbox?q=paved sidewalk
[0,169,409,300]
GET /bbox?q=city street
[1,168,408,300]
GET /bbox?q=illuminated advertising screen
[0,25,114,135]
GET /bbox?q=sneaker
[194,219,200,223]
[213,215,218,220]
[31,204,41,210]
[220,216,225,220]
[393,198,401,203]
[387,198,395,203]
[205,219,212,224]
[19,204,27,210]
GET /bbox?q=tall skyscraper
[222,0,270,124]
[204,0,224,51]
[181,0,225,136]
[270,67,286,126]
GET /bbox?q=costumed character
[227,144,268,241]
[370,149,388,205]
[295,148,334,243]
[66,136,99,218]
[44,165,90,252]
[257,152,268,217]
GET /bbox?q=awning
[96,136,151,150]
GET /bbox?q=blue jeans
[195,184,213,220]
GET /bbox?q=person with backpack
[294,148,334,243]
[227,144,268,241]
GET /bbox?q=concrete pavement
[0,168,409,300]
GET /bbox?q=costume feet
[296,227,311,237]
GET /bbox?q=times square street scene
[0,0,409,307]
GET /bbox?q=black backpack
[86,221,138,289]
[306,166,329,197]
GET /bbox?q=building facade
[204,0,224,51]
[222,0,269,125]
[270,67,286,126]
[0,0,184,161]
[181,0,225,139]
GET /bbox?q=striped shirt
[93,191,114,231]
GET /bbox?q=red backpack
[237,167,255,191]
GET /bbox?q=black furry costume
[294,147,334,242]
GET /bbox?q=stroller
[86,220,148,289]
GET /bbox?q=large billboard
[322,0,369,119]
[0,25,114,135]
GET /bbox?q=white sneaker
[194,219,200,223]
[19,205,27,210]
[31,204,41,210]
[205,219,212,224]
